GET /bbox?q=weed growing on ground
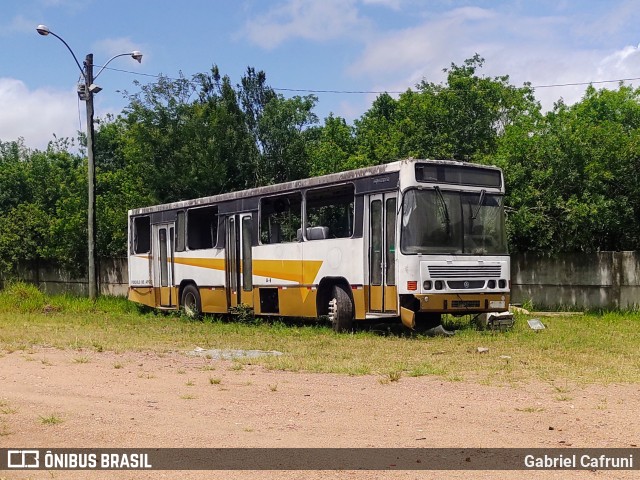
[39,414,63,425]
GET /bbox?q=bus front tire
[330,285,353,332]
[181,284,202,319]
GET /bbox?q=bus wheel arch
[317,277,354,332]
[179,281,202,319]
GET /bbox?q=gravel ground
[1,347,638,480]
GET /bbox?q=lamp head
[131,51,143,63]
[36,24,50,36]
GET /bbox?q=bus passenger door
[368,194,398,313]
[225,214,254,309]
[152,223,176,307]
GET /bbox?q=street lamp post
[36,25,142,300]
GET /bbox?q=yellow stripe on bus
[173,257,225,270]
[170,256,323,284]
[253,260,323,284]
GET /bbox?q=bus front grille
[428,265,501,278]
[447,280,485,289]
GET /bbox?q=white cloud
[242,0,370,49]
[0,15,38,35]
[361,0,403,10]
[38,0,92,12]
[598,43,640,76]
[93,37,144,58]
[91,37,147,74]
[578,0,640,40]
[349,7,501,79]
[0,78,80,149]
[347,5,640,111]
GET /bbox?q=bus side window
[175,211,186,252]
[132,216,151,254]
[305,184,354,240]
[187,206,218,250]
[260,193,302,244]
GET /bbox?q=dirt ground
[1,347,639,480]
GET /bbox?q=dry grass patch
[2,284,640,385]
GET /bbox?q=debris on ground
[423,324,454,337]
[474,311,515,331]
[527,319,546,331]
[189,348,283,360]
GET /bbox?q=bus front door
[368,194,398,313]
[152,223,176,307]
[225,214,254,310]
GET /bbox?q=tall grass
[1,282,639,384]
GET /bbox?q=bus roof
[129,158,501,216]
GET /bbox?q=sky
[3,0,640,150]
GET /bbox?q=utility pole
[36,25,142,301]
[84,53,97,300]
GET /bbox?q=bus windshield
[401,189,508,255]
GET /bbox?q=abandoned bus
[127,159,510,331]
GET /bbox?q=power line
[95,64,640,95]
[533,77,640,88]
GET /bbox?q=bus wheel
[328,285,353,332]
[181,284,202,319]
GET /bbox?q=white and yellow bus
[128,158,510,331]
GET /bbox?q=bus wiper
[472,189,486,220]
[434,186,451,235]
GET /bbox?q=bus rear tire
[181,284,202,319]
[329,285,353,332]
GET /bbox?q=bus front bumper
[413,292,510,313]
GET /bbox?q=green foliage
[229,303,261,324]
[0,140,87,274]
[1,58,640,272]
[496,85,640,253]
[308,114,356,175]
[0,281,46,313]
[351,54,540,165]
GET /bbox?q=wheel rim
[183,292,197,317]
[328,297,337,324]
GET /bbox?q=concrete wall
[511,251,640,310]
[4,252,640,310]
[8,258,129,297]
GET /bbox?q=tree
[308,114,356,176]
[352,55,540,164]
[256,94,318,184]
[237,67,318,185]
[495,85,640,253]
